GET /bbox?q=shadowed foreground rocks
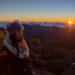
[30,46,73,75]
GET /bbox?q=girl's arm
[18,38,30,58]
[21,38,29,57]
[23,40,29,57]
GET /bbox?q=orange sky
[0,17,75,24]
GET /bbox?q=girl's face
[15,30,23,40]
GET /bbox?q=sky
[0,0,75,23]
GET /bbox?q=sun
[68,20,73,25]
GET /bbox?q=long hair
[9,33,21,56]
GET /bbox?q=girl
[2,22,36,75]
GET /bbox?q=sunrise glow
[68,20,73,25]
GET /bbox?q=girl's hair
[9,33,22,56]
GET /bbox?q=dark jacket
[0,45,33,75]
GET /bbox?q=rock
[35,69,55,75]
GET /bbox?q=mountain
[22,23,75,49]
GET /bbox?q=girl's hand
[24,54,29,58]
